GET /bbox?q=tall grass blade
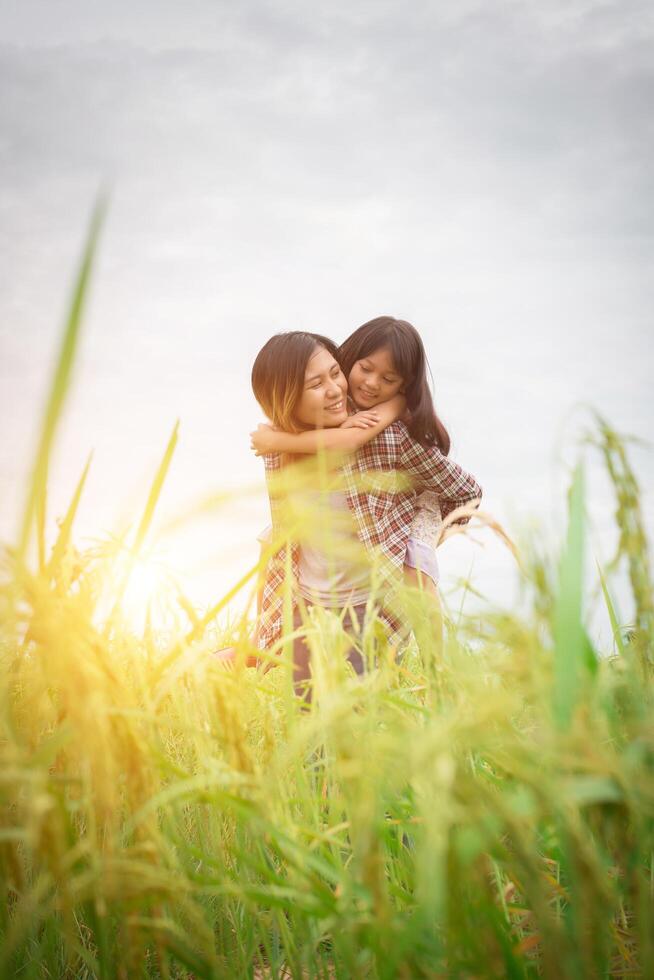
[553,463,586,728]
[35,480,47,571]
[596,559,626,657]
[18,194,106,563]
[102,421,179,634]
[47,451,93,582]
[132,420,179,554]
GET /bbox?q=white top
[260,489,370,608]
[296,489,370,607]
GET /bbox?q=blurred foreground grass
[1,208,653,979]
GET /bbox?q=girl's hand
[340,410,380,430]
[250,423,280,455]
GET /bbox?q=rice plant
[1,208,652,978]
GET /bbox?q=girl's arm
[250,395,406,456]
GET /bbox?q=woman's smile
[294,346,348,428]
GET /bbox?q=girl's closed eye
[347,347,405,409]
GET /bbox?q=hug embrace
[248,316,482,700]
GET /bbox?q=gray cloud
[1,0,652,233]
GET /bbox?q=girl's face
[348,346,404,409]
[294,346,348,428]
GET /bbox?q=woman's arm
[250,395,406,455]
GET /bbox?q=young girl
[251,316,472,598]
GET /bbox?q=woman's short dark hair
[251,331,339,432]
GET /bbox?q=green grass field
[1,207,653,978]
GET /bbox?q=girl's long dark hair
[338,316,450,454]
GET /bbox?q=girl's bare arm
[250,395,406,455]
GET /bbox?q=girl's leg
[403,563,443,660]
[403,563,439,598]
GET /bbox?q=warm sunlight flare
[118,550,177,635]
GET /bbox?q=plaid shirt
[256,421,482,651]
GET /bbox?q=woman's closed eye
[309,368,341,389]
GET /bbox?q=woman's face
[294,346,348,428]
[348,346,404,409]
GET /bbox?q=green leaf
[553,463,586,729]
[596,559,627,657]
[132,419,179,553]
[47,451,93,583]
[18,193,107,563]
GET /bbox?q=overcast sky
[1,0,652,631]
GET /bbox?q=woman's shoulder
[372,423,447,463]
[375,419,409,437]
[354,420,408,461]
[375,419,412,445]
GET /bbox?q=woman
[251,331,482,698]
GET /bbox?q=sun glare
[118,549,178,635]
